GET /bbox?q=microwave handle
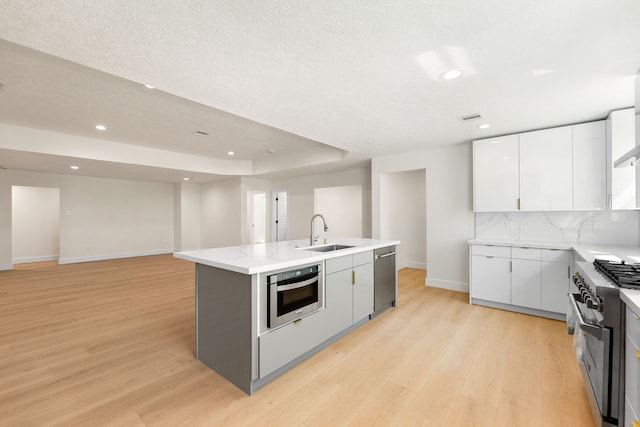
[568,293,604,340]
[276,276,318,292]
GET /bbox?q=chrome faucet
[310,213,328,246]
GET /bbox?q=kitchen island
[174,237,399,394]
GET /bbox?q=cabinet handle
[293,318,302,325]
[608,194,612,209]
[486,256,495,259]
[510,261,512,272]
[567,265,570,278]
[517,198,521,210]
[635,350,640,360]
[352,270,356,285]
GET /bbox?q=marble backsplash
[475,211,640,246]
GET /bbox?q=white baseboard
[13,255,59,264]
[0,263,13,271]
[59,249,173,265]
[425,277,469,293]
[399,261,426,270]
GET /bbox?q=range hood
[614,73,640,168]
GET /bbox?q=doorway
[271,189,288,242]
[379,170,426,269]
[11,186,61,264]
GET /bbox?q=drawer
[353,250,373,267]
[541,249,571,263]
[511,247,542,261]
[325,255,352,275]
[628,306,640,348]
[471,245,510,258]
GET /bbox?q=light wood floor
[0,255,594,426]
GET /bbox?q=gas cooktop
[593,259,640,289]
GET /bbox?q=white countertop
[174,237,400,275]
[621,289,640,315]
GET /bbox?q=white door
[272,190,288,242]
[249,192,266,244]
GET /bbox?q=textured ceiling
[0,0,639,181]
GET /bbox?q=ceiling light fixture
[183,177,190,181]
[477,124,491,129]
[95,124,106,131]
[70,165,79,170]
[227,151,235,156]
[144,84,155,89]
[440,69,463,80]
[193,130,209,136]
[267,148,275,154]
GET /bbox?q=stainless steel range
[569,259,630,427]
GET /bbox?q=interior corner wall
[200,177,242,248]
[372,143,475,292]
[0,169,174,266]
[174,182,201,251]
[0,180,12,269]
[270,167,372,240]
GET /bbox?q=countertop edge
[621,289,640,314]
[174,239,401,275]
[468,239,573,250]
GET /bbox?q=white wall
[0,169,174,268]
[372,143,475,292]
[271,167,372,240]
[12,186,60,263]
[314,185,363,241]
[380,170,426,269]
[200,177,242,248]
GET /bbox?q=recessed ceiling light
[95,124,106,131]
[183,177,190,181]
[267,148,275,154]
[144,84,155,89]
[227,151,235,156]
[70,165,79,170]
[477,124,491,129]
[193,130,209,136]
[440,69,463,80]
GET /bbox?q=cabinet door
[573,121,606,210]
[520,126,573,211]
[541,261,569,314]
[324,269,353,337]
[353,263,374,323]
[511,259,541,309]
[473,135,520,212]
[471,255,511,304]
[607,109,636,209]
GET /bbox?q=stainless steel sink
[299,244,355,252]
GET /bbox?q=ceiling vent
[457,113,482,122]
[192,130,209,136]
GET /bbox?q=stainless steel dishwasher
[374,246,397,315]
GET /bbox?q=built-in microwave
[267,264,323,328]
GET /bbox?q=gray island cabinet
[174,238,399,394]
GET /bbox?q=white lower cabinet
[626,306,640,426]
[470,244,570,316]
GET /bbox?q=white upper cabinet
[473,135,520,212]
[606,108,636,209]
[573,121,606,210]
[519,126,573,211]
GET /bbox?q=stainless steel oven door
[268,268,323,328]
[568,293,614,426]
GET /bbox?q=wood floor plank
[0,256,593,426]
